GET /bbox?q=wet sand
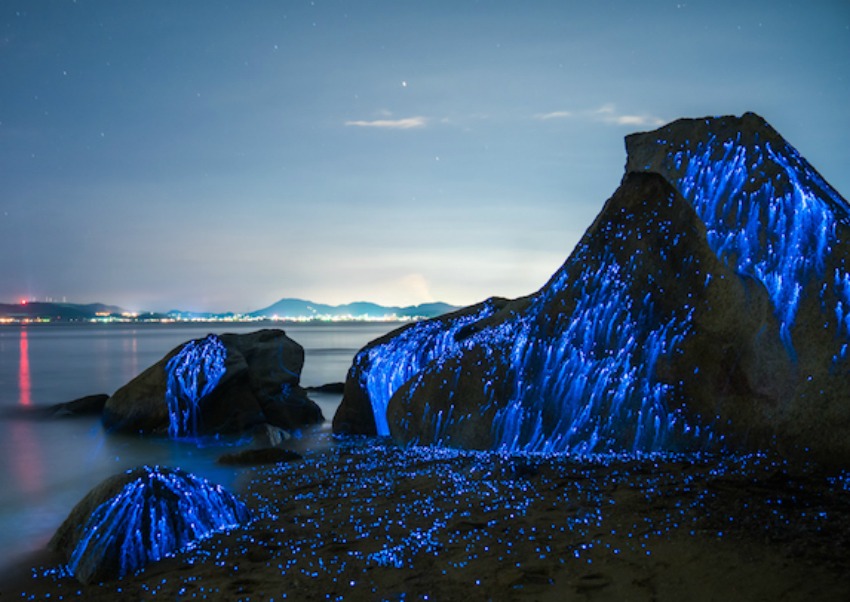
[2,437,849,601]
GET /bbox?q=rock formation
[334,113,850,464]
[103,329,323,437]
[46,393,109,418]
[49,465,250,584]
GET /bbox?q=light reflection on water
[0,321,398,575]
[18,329,30,407]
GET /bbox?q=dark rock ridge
[49,465,250,584]
[103,329,323,437]
[334,113,850,464]
[46,394,109,418]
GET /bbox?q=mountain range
[247,299,458,320]
[0,299,459,322]
[0,302,126,321]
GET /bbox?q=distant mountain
[0,298,459,322]
[0,302,126,321]
[248,298,458,320]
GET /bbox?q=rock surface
[103,329,323,437]
[217,447,303,466]
[334,113,850,464]
[11,441,850,600]
[43,394,109,418]
[49,465,250,584]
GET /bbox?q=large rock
[49,465,251,584]
[334,113,850,464]
[103,329,323,437]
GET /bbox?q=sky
[1,1,849,313]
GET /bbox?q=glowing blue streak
[66,466,250,582]
[165,335,227,438]
[669,135,848,356]
[356,302,497,436]
[358,122,849,454]
[489,250,702,455]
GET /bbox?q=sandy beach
[2,435,849,601]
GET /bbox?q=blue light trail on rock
[341,115,850,458]
[356,302,498,437]
[666,131,849,357]
[66,466,250,583]
[492,252,702,454]
[165,335,227,438]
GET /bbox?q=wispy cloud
[345,116,427,129]
[592,103,665,127]
[534,110,573,120]
[534,104,665,128]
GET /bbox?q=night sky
[1,1,848,313]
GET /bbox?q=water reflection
[9,420,44,498]
[0,322,395,575]
[18,328,30,407]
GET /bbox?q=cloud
[593,103,665,127]
[534,110,573,120]
[535,104,665,128]
[345,116,427,129]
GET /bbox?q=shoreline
[3,438,850,601]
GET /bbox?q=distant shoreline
[0,317,422,326]
[0,298,459,325]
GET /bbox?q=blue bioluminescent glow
[491,252,703,454]
[23,440,844,599]
[356,301,498,437]
[662,130,850,357]
[165,335,227,438]
[349,117,850,457]
[66,465,251,583]
[384,183,713,454]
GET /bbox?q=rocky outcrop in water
[334,113,850,464]
[103,329,323,437]
[49,465,250,584]
[46,394,109,418]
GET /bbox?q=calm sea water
[0,321,397,575]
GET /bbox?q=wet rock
[250,423,291,448]
[307,382,345,394]
[335,113,850,464]
[45,394,109,418]
[103,329,324,437]
[217,448,302,466]
[49,465,250,584]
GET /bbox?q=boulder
[334,113,850,464]
[103,329,324,437]
[41,393,109,418]
[49,465,251,584]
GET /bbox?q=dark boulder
[103,329,324,438]
[334,113,850,464]
[49,465,251,584]
[46,393,109,418]
[307,382,346,394]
